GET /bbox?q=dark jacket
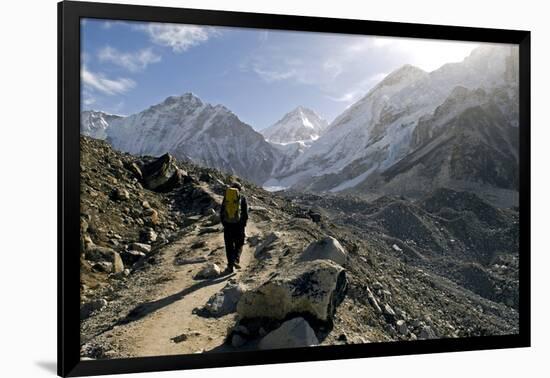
[220,194,248,227]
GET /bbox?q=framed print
[58,1,530,376]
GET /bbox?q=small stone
[231,334,247,348]
[140,229,158,243]
[194,263,222,280]
[383,303,396,317]
[419,325,437,340]
[337,333,348,342]
[128,242,152,254]
[112,188,130,201]
[171,334,188,343]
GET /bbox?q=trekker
[220,181,248,274]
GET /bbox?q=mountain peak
[161,92,203,108]
[262,106,328,144]
[379,64,427,87]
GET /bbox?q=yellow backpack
[224,187,241,223]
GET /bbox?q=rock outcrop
[141,154,185,192]
[237,260,347,323]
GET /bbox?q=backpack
[223,187,241,224]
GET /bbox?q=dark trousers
[223,223,245,268]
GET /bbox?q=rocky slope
[79,136,518,360]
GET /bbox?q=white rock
[194,263,221,279]
[258,317,319,350]
[128,242,151,254]
[299,236,347,266]
[392,244,403,252]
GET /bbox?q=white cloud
[252,66,297,83]
[370,36,479,71]
[81,66,136,95]
[83,95,96,106]
[326,91,362,103]
[137,23,216,53]
[243,32,479,109]
[326,72,389,104]
[98,46,161,72]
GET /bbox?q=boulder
[308,210,322,223]
[85,246,124,273]
[299,236,347,266]
[194,263,222,280]
[237,260,347,323]
[196,281,245,317]
[258,317,319,350]
[120,250,146,266]
[128,242,151,254]
[141,154,184,192]
[396,320,408,335]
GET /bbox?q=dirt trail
[101,220,262,358]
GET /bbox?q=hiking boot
[234,262,241,270]
[222,266,234,275]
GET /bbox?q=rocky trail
[82,215,265,358]
[79,136,520,360]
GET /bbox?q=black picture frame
[58,1,531,376]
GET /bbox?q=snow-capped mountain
[81,93,284,184]
[353,85,519,206]
[261,106,328,144]
[268,45,519,195]
[80,111,123,140]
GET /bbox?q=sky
[81,19,480,130]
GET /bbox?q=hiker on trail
[220,181,248,274]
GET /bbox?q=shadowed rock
[141,154,185,192]
[258,317,319,350]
